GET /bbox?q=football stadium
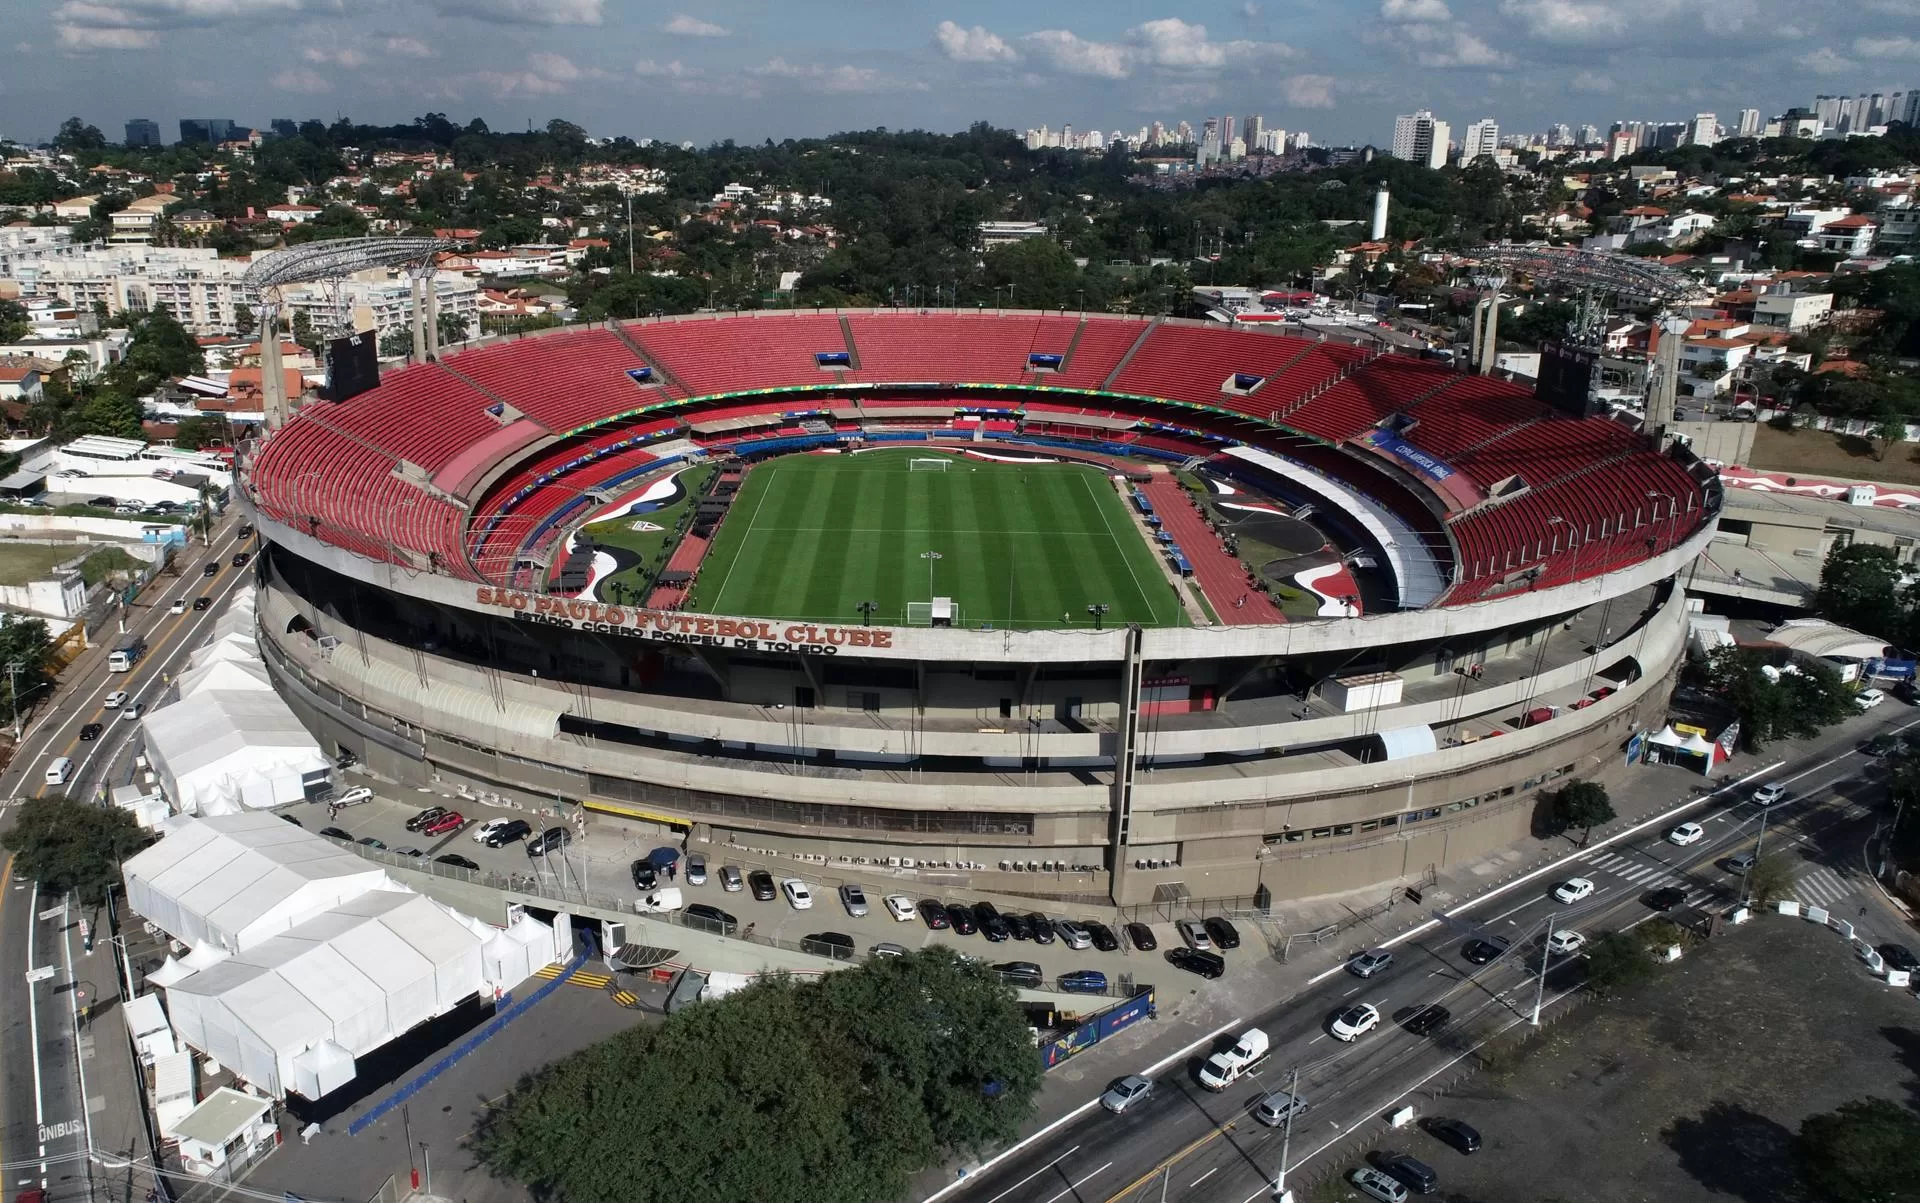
[239,308,1720,906]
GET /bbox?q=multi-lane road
[951,729,1902,1203]
[0,511,254,1202]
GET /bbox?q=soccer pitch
[685,451,1187,629]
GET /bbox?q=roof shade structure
[143,688,332,814]
[1767,617,1892,663]
[160,889,490,1099]
[123,812,389,954]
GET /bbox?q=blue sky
[2,0,1917,147]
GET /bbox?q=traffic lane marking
[984,1145,1082,1203]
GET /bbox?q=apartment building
[24,247,254,334]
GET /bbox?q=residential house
[1816,214,1878,257]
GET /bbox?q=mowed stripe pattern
[688,452,1184,628]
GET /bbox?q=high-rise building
[178,118,235,144]
[124,118,162,148]
[1244,114,1263,154]
[1686,113,1717,146]
[1220,115,1235,151]
[1904,91,1920,127]
[1606,128,1640,159]
[1577,123,1601,147]
[1460,119,1499,165]
[1737,108,1761,137]
[1548,123,1572,147]
[1150,120,1166,147]
[1175,120,1194,144]
[1390,110,1448,169]
[1813,95,1843,131]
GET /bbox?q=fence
[1039,988,1156,1070]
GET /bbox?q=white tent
[481,914,564,988]
[161,890,491,1099]
[175,658,273,698]
[142,688,331,814]
[124,813,389,953]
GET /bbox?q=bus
[107,641,147,673]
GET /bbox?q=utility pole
[1742,806,1772,907]
[1272,1066,1301,1202]
[1531,911,1557,1026]
[6,660,21,740]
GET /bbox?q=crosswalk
[1575,849,1861,912]
[1577,850,1696,892]
[532,962,643,1008]
[1789,866,1857,910]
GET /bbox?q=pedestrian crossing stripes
[536,964,614,991]
[1791,866,1856,910]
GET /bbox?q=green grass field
[685,451,1186,629]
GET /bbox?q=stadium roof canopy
[1461,243,1698,304]
[242,237,452,292]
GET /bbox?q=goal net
[909,457,951,472]
[906,599,962,627]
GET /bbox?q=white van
[634,887,685,914]
[44,757,73,786]
[1198,1027,1270,1091]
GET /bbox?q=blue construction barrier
[346,952,586,1136]
[1040,988,1155,1070]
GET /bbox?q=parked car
[434,854,480,871]
[481,819,532,848]
[634,888,684,914]
[884,894,917,922]
[1552,877,1596,904]
[1546,929,1587,956]
[1462,936,1510,965]
[1177,919,1213,951]
[1403,1004,1451,1036]
[1348,1166,1409,1203]
[1330,1002,1381,1042]
[1666,821,1705,846]
[1025,912,1055,944]
[917,898,951,929]
[357,837,386,850]
[79,722,102,741]
[525,827,570,856]
[801,931,854,960]
[1375,1152,1439,1195]
[1166,947,1224,978]
[1125,922,1158,951]
[1086,921,1120,952]
[1004,911,1033,941]
[782,878,814,910]
[748,870,777,901]
[684,903,738,936]
[1422,1117,1482,1155]
[319,826,352,841]
[334,786,374,807]
[1058,969,1108,994]
[1856,688,1887,710]
[870,942,908,957]
[422,811,465,836]
[719,865,744,892]
[1203,916,1241,950]
[993,961,1043,988]
[472,818,514,844]
[102,690,128,709]
[838,884,869,918]
[1056,920,1093,950]
[1880,943,1920,973]
[973,900,1010,941]
[392,847,426,861]
[685,853,707,886]
[1347,948,1394,978]
[1100,1074,1154,1114]
[946,903,977,935]
[632,861,658,890]
[405,806,448,832]
[1644,885,1687,911]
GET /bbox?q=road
[951,733,1900,1203]
[0,511,253,1201]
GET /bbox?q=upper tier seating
[624,313,849,396]
[443,329,669,431]
[1110,325,1352,419]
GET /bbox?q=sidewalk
[905,704,1911,1199]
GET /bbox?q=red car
[422,810,465,836]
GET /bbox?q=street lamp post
[1086,602,1110,630]
[6,659,22,740]
[1271,1065,1302,1203]
[855,600,878,626]
[921,550,942,599]
[1531,911,1558,1026]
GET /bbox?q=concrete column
[1107,624,1146,906]
[409,274,427,363]
[424,273,441,360]
[1478,298,1502,376]
[260,308,288,429]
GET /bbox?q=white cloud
[1240,1,1260,16]
[1381,0,1452,22]
[934,20,1017,63]
[750,57,923,94]
[271,65,333,93]
[1800,45,1855,73]
[1023,29,1132,78]
[384,35,433,57]
[1021,18,1288,79]
[1281,73,1336,108]
[54,0,305,49]
[303,44,366,68]
[1388,24,1512,68]
[1854,34,1920,58]
[57,23,157,48]
[1496,0,1628,44]
[1570,68,1614,91]
[474,50,608,97]
[664,13,728,36]
[634,58,699,77]
[432,0,602,26]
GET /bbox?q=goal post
[907,599,962,627]
[908,457,950,472]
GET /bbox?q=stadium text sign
[473,587,893,654]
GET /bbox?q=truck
[1198,1027,1270,1091]
[107,641,147,673]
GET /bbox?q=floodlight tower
[1647,312,1694,444]
[1470,274,1507,375]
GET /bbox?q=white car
[1349,1167,1409,1203]
[121,702,144,722]
[1752,782,1787,807]
[1547,929,1587,956]
[170,598,187,614]
[883,894,917,922]
[1552,877,1596,904]
[1856,688,1887,710]
[334,786,374,807]
[1329,1002,1381,1042]
[472,818,514,844]
[782,878,814,910]
[102,690,128,710]
[1666,821,1705,847]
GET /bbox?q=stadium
[238,307,1721,907]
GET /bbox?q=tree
[437,309,471,346]
[0,298,29,343]
[1875,410,1909,462]
[378,328,414,359]
[171,415,223,451]
[1551,781,1615,845]
[0,795,149,905]
[1797,1097,1920,1203]
[52,117,107,154]
[1582,932,1655,997]
[0,614,55,722]
[289,310,323,354]
[118,304,205,386]
[473,946,1040,1203]
[1703,646,1854,750]
[77,391,145,439]
[1743,850,1797,906]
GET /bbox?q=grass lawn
[685,450,1186,629]
[1749,423,1920,487]
[0,543,143,587]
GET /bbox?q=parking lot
[1319,916,1920,1203]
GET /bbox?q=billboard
[1535,340,1599,417]
[323,330,380,403]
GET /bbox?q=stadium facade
[239,310,1720,907]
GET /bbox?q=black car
[1086,921,1120,952]
[79,722,102,741]
[1644,885,1687,911]
[1203,916,1241,950]
[993,960,1043,988]
[918,898,951,930]
[947,903,978,935]
[435,854,480,871]
[405,806,448,833]
[1866,733,1904,758]
[281,814,302,827]
[1026,912,1056,944]
[632,860,659,890]
[1461,936,1510,965]
[1126,922,1158,951]
[801,931,855,960]
[1403,1004,1451,1036]
[192,596,212,610]
[1423,1117,1482,1155]
[747,870,777,901]
[973,901,1011,942]
[482,818,532,848]
[1376,1152,1439,1194]
[685,903,738,936]
[1165,947,1225,979]
[1004,912,1034,941]
[231,552,251,567]
[1881,943,1920,973]
[319,826,353,841]
[202,562,219,577]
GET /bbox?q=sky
[2,0,1918,148]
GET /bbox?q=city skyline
[1,0,1917,148]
